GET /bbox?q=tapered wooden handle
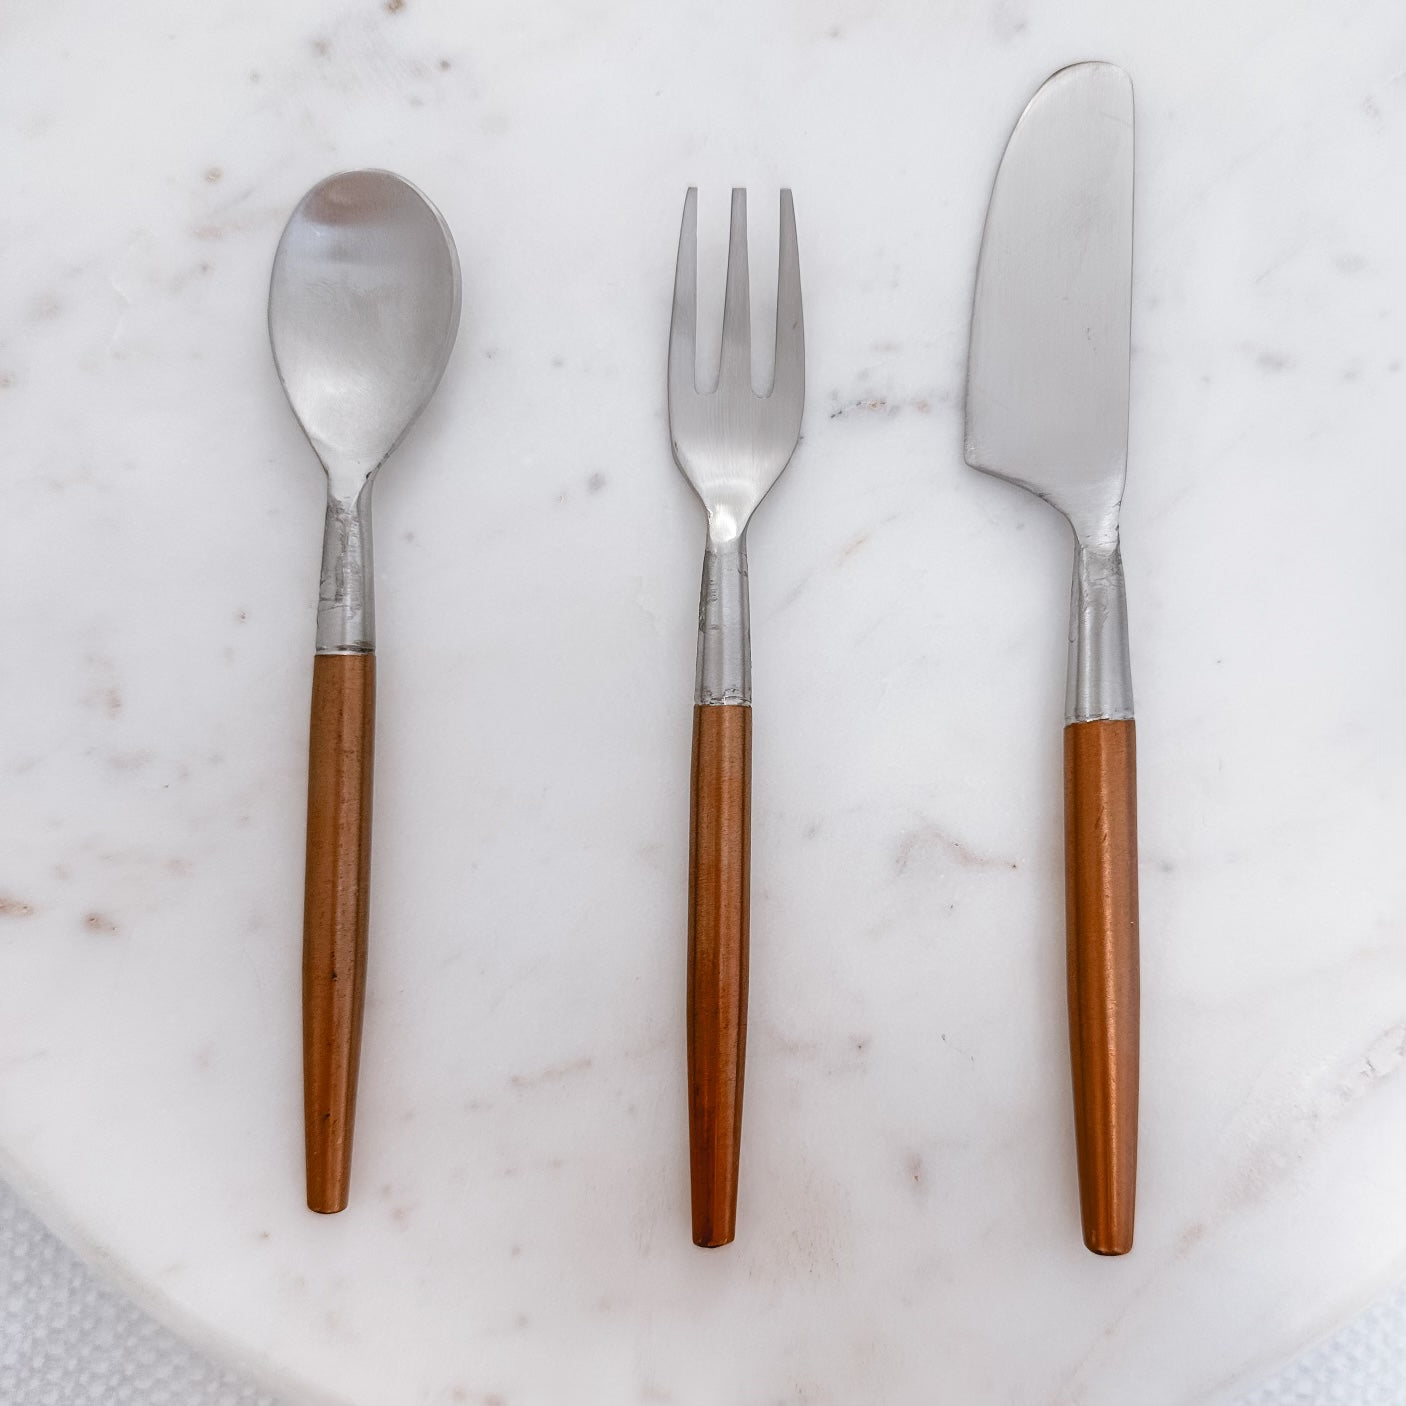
[303,653,376,1214]
[1064,718,1139,1255]
[687,704,751,1247]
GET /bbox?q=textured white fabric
[1237,1289,1406,1406]
[0,1176,1400,1405]
[0,1181,277,1406]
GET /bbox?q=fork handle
[687,702,751,1247]
[1064,717,1139,1255]
[303,652,375,1213]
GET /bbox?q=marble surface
[0,2,1403,1404]
[6,1176,1406,1406]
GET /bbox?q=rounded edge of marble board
[0,1144,355,1406]
[3,1131,1406,1406]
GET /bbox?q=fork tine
[669,187,698,401]
[718,188,752,396]
[769,189,803,409]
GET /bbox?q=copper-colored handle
[1064,718,1139,1254]
[687,703,751,1247]
[303,653,376,1214]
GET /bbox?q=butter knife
[964,62,1140,1255]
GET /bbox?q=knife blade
[964,61,1140,1256]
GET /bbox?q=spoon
[269,169,461,1213]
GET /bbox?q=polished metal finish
[1068,542,1133,723]
[696,537,750,706]
[270,170,462,654]
[669,188,804,705]
[964,62,1136,722]
[316,492,375,655]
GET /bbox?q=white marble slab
[1,2,1403,1403]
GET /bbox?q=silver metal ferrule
[315,486,375,654]
[695,530,750,706]
[1065,537,1133,723]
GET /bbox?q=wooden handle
[303,653,376,1214]
[1064,718,1139,1254]
[687,704,751,1247]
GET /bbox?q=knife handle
[1064,718,1139,1254]
[303,652,376,1214]
[687,703,751,1247]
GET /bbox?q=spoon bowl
[271,169,461,490]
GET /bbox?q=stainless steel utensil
[269,169,461,1213]
[668,187,804,1247]
[964,63,1140,1255]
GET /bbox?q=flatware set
[268,62,1144,1255]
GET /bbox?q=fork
[668,187,804,1247]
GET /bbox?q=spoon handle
[1063,717,1139,1255]
[302,652,375,1214]
[686,703,751,1247]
